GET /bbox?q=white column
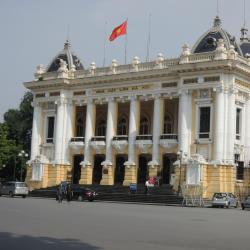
[64,101,74,164]
[151,95,163,165]
[104,98,118,166]
[226,87,236,163]
[214,87,225,163]
[54,98,66,164]
[83,99,96,166]
[30,102,42,161]
[245,96,250,166]
[178,90,191,156]
[126,96,140,165]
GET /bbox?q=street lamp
[177,150,183,195]
[18,150,28,182]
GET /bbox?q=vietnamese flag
[109,20,127,41]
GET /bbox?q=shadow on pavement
[0,232,102,250]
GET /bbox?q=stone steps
[29,184,183,206]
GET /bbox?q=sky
[0,0,248,121]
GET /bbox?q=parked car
[56,182,97,202]
[0,181,29,198]
[241,196,250,210]
[212,192,238,208]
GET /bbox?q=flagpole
[146,13,152,62]
[103,21,107,67]
[125,19,128,64]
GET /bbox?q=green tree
[0,123,17,172]
[0,91,33,180]
[4,91,33,154]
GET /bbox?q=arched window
[140,116,150,135]
[75,110,85,137]
[97,119,106,136]
[164,114,173,134]
[117,117,127,135]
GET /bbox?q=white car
[241,196,250,210]
[0,181,29,198]
[211,192,238,208]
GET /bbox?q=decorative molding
[111,140,128,153]
[135,140,152,153]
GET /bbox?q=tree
[4,92,33,154]
[0,123,17,174]
[0,91,33,180]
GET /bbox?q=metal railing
[70,137,85,142]
[160,134,178,140]
[136,135,153,140]
[91,136,106,141]
[113,135,128,141]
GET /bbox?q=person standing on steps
[57,183,63,203]
[66,183,73,202]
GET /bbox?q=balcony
[46,138,54,144]
[112,135,128,153]
[159,134,178,150]
[90,136,106,153]
[69,137,85,151]
[135,134,153,154]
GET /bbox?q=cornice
[23,58,250,92]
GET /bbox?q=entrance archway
[73,155,83,184]
[92,154,105,184]
[115,155,127,184]
[162,154,176,184]
[137,154,151,184]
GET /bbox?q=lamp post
[18,150,28,182]
[177,150,183,195]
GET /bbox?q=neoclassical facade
[25,17,250,198]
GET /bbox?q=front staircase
[29,184,183,206]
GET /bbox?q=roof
[192,16,243,56]
[46,40,84,72]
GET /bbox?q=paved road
[0,197,249,250]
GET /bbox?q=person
[66,183,73,202]
[57,184,63,203]
[145,180,149,194]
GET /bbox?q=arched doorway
[115,155,127,184]
[92,155,105,184]
[73,155,83,184]
[162,154,176,184]
[137,154,151,184]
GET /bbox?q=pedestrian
[57,184,63,203]
[145,180,149,194]
[66,183,72,202]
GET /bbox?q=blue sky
[0,0,248,121]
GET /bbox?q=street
[0,197,249,250]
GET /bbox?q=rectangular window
[46,116,55,143]
[236,160,244,180]
[199,107,210,138]
[236,108,241,140]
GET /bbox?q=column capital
[31,101,42,108]
[87,97,94,105]
[229,86,238,95]
[152,93,162,100]
[107,96,116,102]
[55,97,67,106]
[178,89,191,96]
[129,95,138,101]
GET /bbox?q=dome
[192,16,243,56]
[240,27,250,57]
[46,40,84,72]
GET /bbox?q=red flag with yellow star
[109,20,127,41]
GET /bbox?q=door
[92,155,105,184]
[137,154,151,184]
[162,155,171,184]
[72,155,83,184]
[115,155,127,184]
